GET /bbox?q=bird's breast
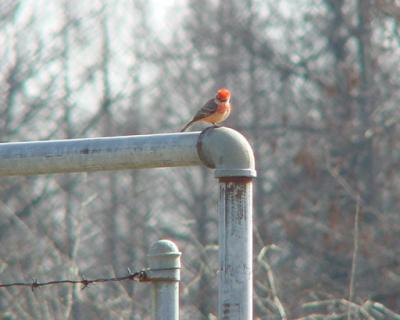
[216,102,230,114]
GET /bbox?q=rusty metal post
[218,177,253,319]
[198,127,256,320]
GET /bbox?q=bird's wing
[192,98,218,121]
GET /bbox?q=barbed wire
[0,269,147,291]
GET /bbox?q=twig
[257,245,287,320]
[348,197,361,320]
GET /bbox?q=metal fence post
[218,177,253,319]
[198,127,256,320]
[147,239,181,320]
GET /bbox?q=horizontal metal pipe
[0,133,201,176]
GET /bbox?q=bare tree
[0,0,399,319]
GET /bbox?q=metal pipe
[198,127,256,320]
[218,177,253,319]
[197,127,256,178]
[147,239,181,320]
[0,133,201,176]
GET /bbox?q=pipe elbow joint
[197,127,256,178]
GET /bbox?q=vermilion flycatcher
[180,88,231,132]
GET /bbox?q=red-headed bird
[180,88,231,132]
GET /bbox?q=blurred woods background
[0,0,399,319]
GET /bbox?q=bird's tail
[180,120,194,132]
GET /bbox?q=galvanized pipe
[218,177,253,319]
[198,127,256,320]
[0,133,201,176]
[147,239,181,320]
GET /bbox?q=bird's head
[216,88,231,102]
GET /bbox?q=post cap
[148,239,181,270]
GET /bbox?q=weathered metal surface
[0,133,201,176]
[197,127,256,178]
[148,240,181,320]
[218,179,253,320]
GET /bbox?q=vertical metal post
[148,239,181,320]
[197,127,256,320]
[218,177,253,319]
